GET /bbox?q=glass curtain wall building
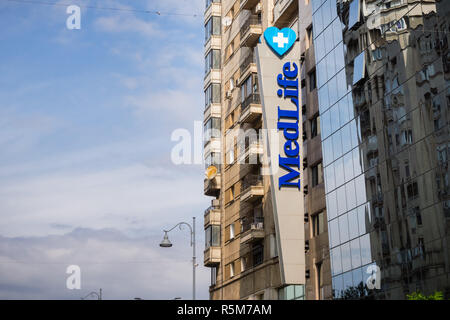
[312,0,450,299]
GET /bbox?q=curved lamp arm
[81,291,100,300]
[163,222,193,246]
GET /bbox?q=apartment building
[310,0,450,299]
[203,0,333,300]
[296,0,332,300]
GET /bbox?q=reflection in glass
[341,242,352,272]
[345,180,357,210]
[359,233,372,265]
[326,162,335,193]
[341,123,352,155]
[331,247,342,275]
[350,238,362,269]
[352,51,365,85]
[329,218,340,248]
[348,208,359,240]
[332,130,343,161]
[334,157,344,186]
[337,185,347,216]
[327,189,338,221]
[354,174,366,206]
[338,214,349,243]
[348,0,360,30]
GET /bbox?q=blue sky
[0,0,210,299]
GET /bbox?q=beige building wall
[204,0,330,300]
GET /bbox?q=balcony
[204,103,221,121]
[240,0,259,10]
[204,1,221,24]
[240,174,264,203]
[240,217,264,245]
[240,93,262,123]
[204,201,220,228]
[204,35,221,56]
[367,135,378,153]
[240,15,262,48]
[239,53,257,85]
[273,0,298,28]
[204,69,221,90]
[204,246,221,267]
[238,140,263,164]
[204,175,221,197]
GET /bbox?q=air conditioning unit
[229,78,235,91]
[254,3,262,14]
[226,90,232,99]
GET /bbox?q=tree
[406,291,444,300]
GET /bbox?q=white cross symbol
[273,32,289,48]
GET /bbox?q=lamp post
[160,217,196,300]
[81,288,102,300]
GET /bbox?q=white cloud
[0,162,206,237]
[0,228,210,299]
[95,14,160,37]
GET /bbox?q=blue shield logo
[263,27,296,57]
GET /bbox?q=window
[252,243,263,267]
[204,152,221,170]
[306,25,313,49]
[312,162,323,187]
[205,49,221,74]
[310,114,320,138]
[210,267,217,286]
[316,262,323,299]
[225,183,239,204]
[348,0,360,30]
[230,262,235,278]
[312,211,325,237]
[205,16,221,42]
[230,223,235,239]
[205,83,221,108]
[414,207,422,226]
[309,69,316,91]
[269,234,278,258]
[405,161,410,177]
[241,257,248,272]
[205,0,220,9]
[204,117,221,144]
[407,182,419,199]
[205,225,220,248]
[353,51,365,85]
[278,285,305,300]
[241,74,258,103]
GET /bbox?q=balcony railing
[242,15,261,34]
[240,217,264,245]
[240,53,255,75]
[241,216,264,233]
[240,0,259,10]
[242,174,263,191]
[241,93,261,114]
[204,246,221,267]
[240,15,262,47]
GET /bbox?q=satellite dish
[205,166,218,180]
[222,16,232,27]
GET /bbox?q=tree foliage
[406,291,444,300]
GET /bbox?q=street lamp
[81,288,102,300]
[160,217,196,300]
